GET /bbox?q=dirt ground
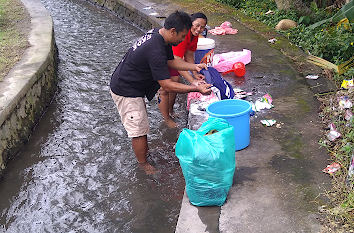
[0,0,30,81]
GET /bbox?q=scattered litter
[262,93,273,104]
[347,154,354,179]
[233,88,252,99]
[252,93,273,111]
[261,119,276,126]
[268,38,277,44]
[341,79,353,89]
[276,123,282,128]
[212,49,251,73]
[323,162,341,174]
[338,96,353,109]
[305,74,319,80]
[209,21,238,35]
[265,10,275,15]
[143,6,152,10]
[345,109,353,121]
[253,100,273,111]
[327,123,341,141]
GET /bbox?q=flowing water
[0,0,187,232]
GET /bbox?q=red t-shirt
[172,29,198,58]
[169,30,198,76]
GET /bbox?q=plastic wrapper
[348,154,354,179]
[338,96,353,109]
[305,75,319,80]
[252,93,274,112]
[341,79,353,89]
[345,109,353,121]
[175,117,235,206]
[261,119,276,126]
[327,123,341,141]
[323,162,341,174]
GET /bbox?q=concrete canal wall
[0,0,57,177]
[87,0,163,29]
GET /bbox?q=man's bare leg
[168,92,177,117]
[132,135,156,175]
[158,88,177,128]
[168,76,179,117]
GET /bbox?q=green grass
[216,0,353,84]
[0,0,29,81]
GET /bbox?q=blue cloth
[200,67,234,100]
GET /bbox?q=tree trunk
[274,0,312,15]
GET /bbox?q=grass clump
[318,89,354,231]
[0,0,29,81]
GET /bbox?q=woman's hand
[195,63,207,72]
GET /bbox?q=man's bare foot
[165,118,177,128]
[138,162,157,175]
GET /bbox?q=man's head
[163,11,192,46]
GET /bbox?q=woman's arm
[184,50,205,80]
[167,56,206,72]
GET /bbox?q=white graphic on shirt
[132,29,153,51]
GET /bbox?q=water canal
[0,0,187,232]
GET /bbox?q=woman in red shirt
[158,12,208,128]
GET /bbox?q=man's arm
[168,56,207,72]
[184,50,205,80]
[158,78,211,95]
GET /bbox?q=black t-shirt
[110,28,174,101]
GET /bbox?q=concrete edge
[0,0,54,126]
[0,0,57,176]
[87,0,165,29]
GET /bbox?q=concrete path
[129,0,334,232]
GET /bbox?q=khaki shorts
[110,90,149,138]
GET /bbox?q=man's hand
[196,83,212,95]
[195,63,208,72]
[191,79,206,86]
[193,73,205,80]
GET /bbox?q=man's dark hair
[164,11,192,33]
[191,12,208,24]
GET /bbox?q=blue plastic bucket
[206,99,252,151]
[195,38,215,67]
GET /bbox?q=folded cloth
[209,21,238,35]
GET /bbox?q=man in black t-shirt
[110,11,211,174]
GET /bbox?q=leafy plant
[309,0,354,29]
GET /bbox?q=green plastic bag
[175,117,236,206]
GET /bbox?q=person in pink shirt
[158,12,208,128]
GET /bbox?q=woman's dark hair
[190,12,208,24]
[164,11,192,33]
